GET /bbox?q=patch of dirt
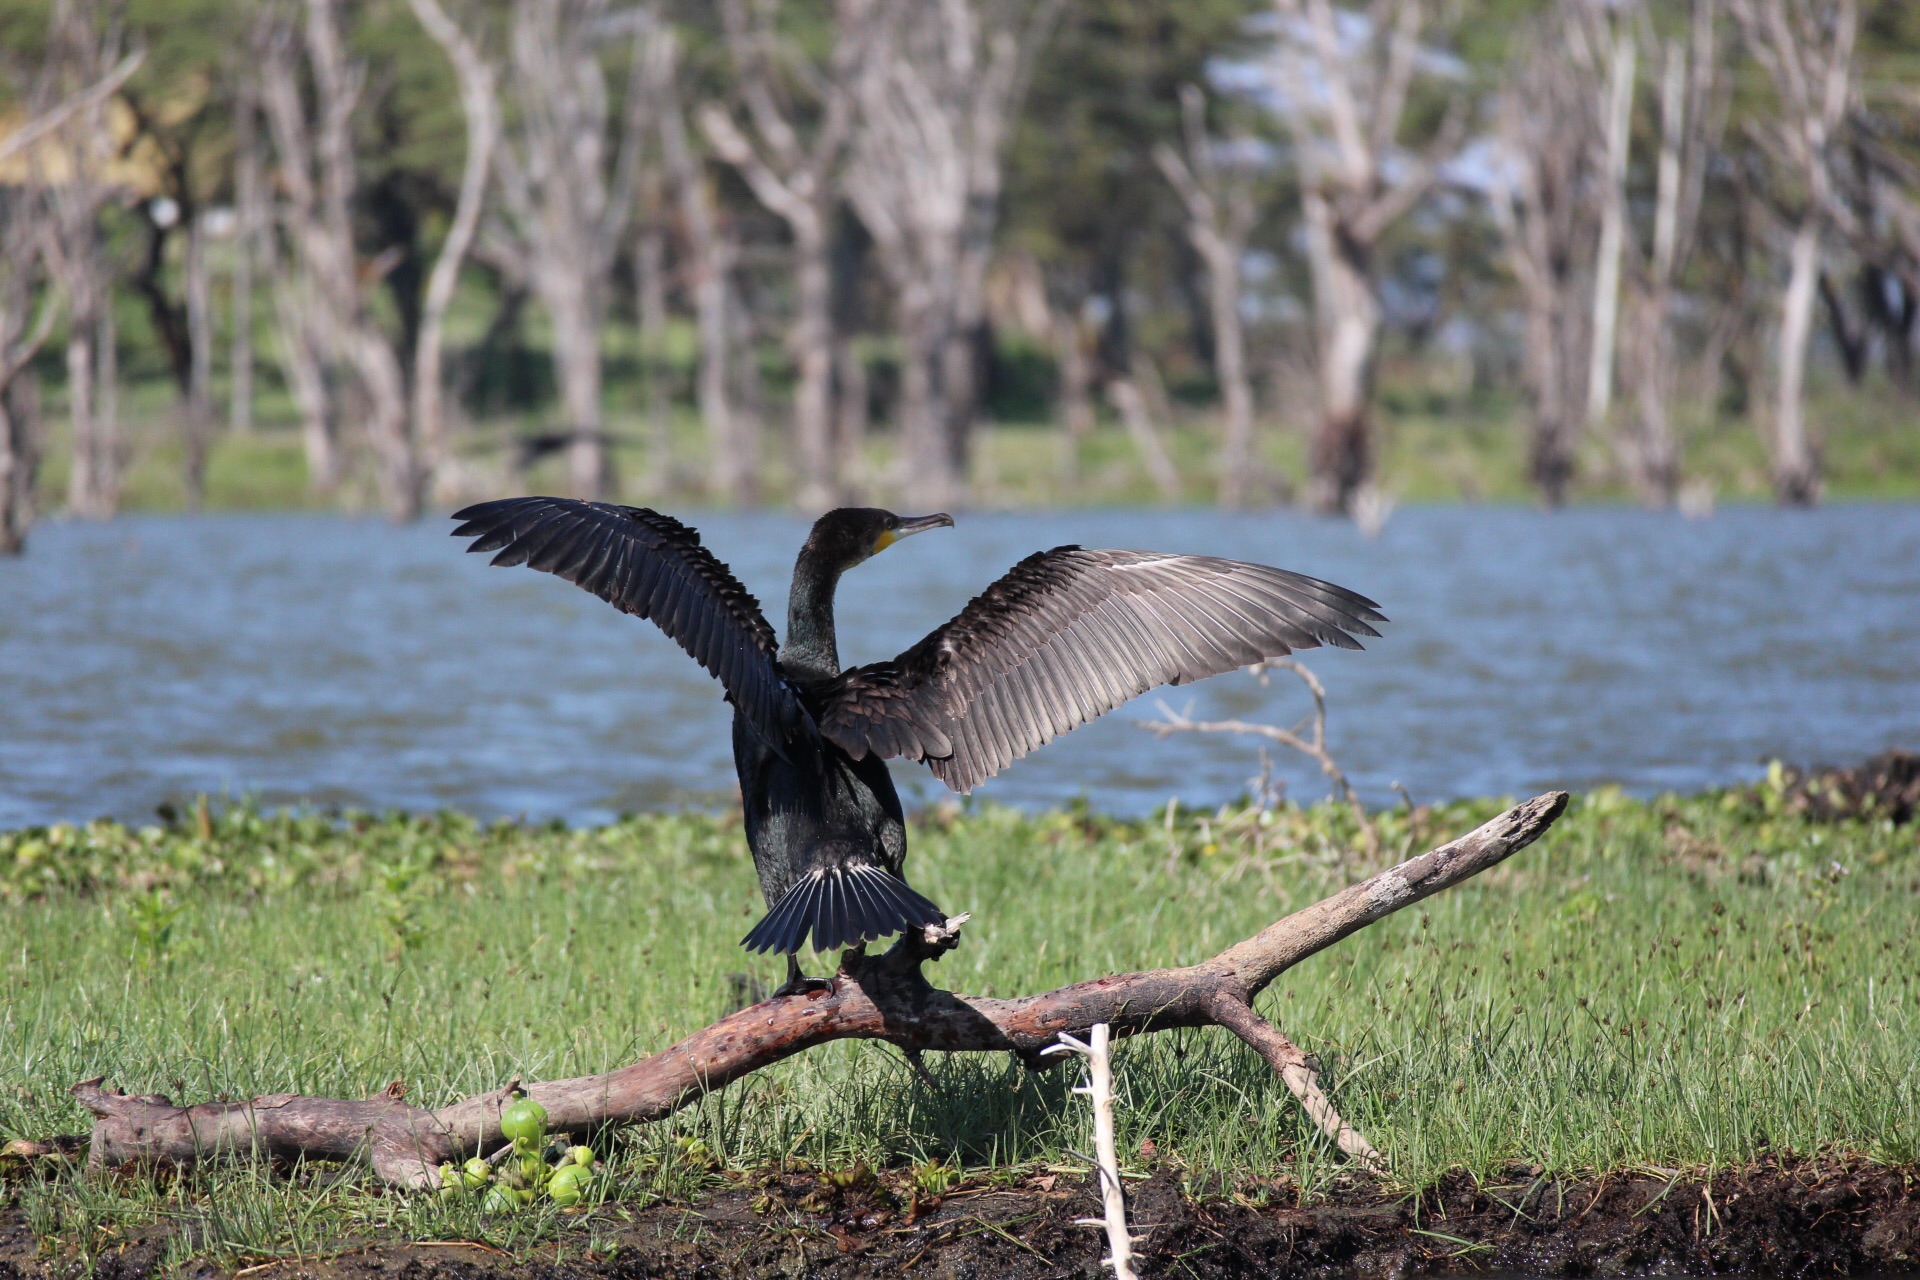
[3,1157,1915,1280]
[1778,750,1920,825]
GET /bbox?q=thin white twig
[1042,1024,1137,1279]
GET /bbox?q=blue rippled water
[1,504,1915,827]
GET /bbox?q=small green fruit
[499,1098,548,1146]
[460,1157,492,1190]
[547,1164,591,1206]
[481,1184,521,1214]
[567,1146,596,1168]
[520,1153,551,1186]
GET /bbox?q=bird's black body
[729,510,943,956]
[451,498,1386,983]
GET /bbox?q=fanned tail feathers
[741,865,945,955]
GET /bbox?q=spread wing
[451,497,814,749]
[816,547,1384,793]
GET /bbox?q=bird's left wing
[451,497,815,749]
[815,546,1384,793]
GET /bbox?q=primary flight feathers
[818,547,1383,793]
[450,497,816,750]
[452,497,1384,794]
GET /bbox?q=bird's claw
[770,974,836,999]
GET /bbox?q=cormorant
[451,499,1384,991]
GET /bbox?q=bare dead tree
[40,0,128,522]
[1268,0,1462,516]
[260,0,420,517]
[1105,357,1182,500]
[72,792,1566,1188]
[699,0,880,510]
[489,0,666,503]
[1,190,58,555]
[404,0,499,505]
[1156,85,1260,507]
[1585,15,1637,442]
[0,38,128,549]
[1726,0,1856,506]
[660,52,755,505]
[632,167,674,497]
[229,77,262,438]
[1621,0,1722,506]
[1488,7,1605,507]
[844,0,1063,508]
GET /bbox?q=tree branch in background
[700,0,880,511]
[1105,354,1182,500]
[844,0,1064,508]
[0,49,142,165]
[1269,0,1461,518]
[39,0,127,522]
[1142,658,1376,854]
[73,793,1567,1187]
[1725,0,1856,506]
[490,0,669,502]
[0,37,113,549]
[1155,84,1259,507]
[405,0,498,505]
[660,42,754,506]
[1621,0,1722,509]
[1488,3,1606,508]
[260,0,421,518]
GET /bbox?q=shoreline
[5,1158,1915,1278]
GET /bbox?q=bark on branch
[74,792,1569,1190]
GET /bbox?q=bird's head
[803,507,954,574]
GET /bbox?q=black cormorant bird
[451,499,1384,991]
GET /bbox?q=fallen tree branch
[75,792,1568,1189]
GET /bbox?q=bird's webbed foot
[771,955,836,999]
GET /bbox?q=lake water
[1,505,1916,829]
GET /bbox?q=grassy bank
[3,785,1916,1268]
[22,373,1920,514]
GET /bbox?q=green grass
[4,785,1917,1265]
[21,347,1920,513]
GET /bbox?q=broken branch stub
[74,792,1568,1189]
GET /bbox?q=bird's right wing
[815,546,1384,793]
[451,497,815,749]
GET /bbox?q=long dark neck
[781,549,844,684]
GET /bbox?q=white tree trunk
[1208,247,1254,507]
[271,276,337,492]
[1302,189,1379,512]
[544,270,608,500]
[1106,367,1180,500]
[183,212,214,508]
[0,375,39,554]
[834,340,869,496]
[1585,29,1634,429]
[66,304,119,520]
[790,220,836,509]
[634,221,672,496]
[405,0,497,509]
[1774,217,1821,504]
[231,91,261,437]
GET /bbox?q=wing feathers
[819,546,1383,793]
[453,497,812,751]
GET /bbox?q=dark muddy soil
[4,1158,1915,1280]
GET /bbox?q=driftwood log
[75,792,1568,1189]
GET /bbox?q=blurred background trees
[1,0,1917,549]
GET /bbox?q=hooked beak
[875,512,954,554]
[893,512,955,539]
